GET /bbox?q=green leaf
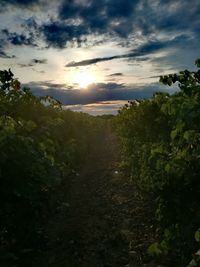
[148,242,162,257]
[195,59,200,68]
[165,163,171,173]
[188,259,198,267]
[195,229,200,242]
[171,129,178,140]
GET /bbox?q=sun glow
[73,71,96,88]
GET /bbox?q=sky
[0,0,200,115]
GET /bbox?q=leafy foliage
[116,60,200,266]
[0,69,105,266]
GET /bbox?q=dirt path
[35,127,158,267]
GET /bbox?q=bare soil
[34,127,159,267]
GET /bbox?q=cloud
[0,42,15,58]
[0,0,40,9]
[66,55,124,67]
[26,81,70,89]
[18,63,33,67]
[38,0,139,48]
[18,58,47,67]
[32,58,47,64]
[66,34,191,67]
[108,73,123,77]
[33,0,199,49]
[41,21,88,49]
[1,29,37,47]
[61,0,139,30]
[1,0,199,55]
[25,81,176,106]
[0,50,14,58]
[0,0,199,53]
[59,0,139,22]
[58,0,139,37]
[63,100,129,116]
[32,68,45,74]
[65,54,151,67]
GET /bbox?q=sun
[73,71,96,88]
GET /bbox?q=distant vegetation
[0,60,200,266]
[116,59,200,266]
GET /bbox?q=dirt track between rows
[35,127,158,267]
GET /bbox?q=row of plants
[0,69,105,266]
[116,60,200,266]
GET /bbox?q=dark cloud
[0,0,199,53]
[66,34,191,67]
[33,0,199,49]
[39,0,139,48]
[23,17,39,30]
[0,0,199,54]
[2,29,37,47]
[18,63,34,68]
[18,58,47,68]
[0,50,14,58]
[108,73,123,77]
[59,0,138,21]
[26,81,72,89]
[32,58,47,64]
[41,22,88,49]
[0,0,39,8]
[25,81,176,106]
[66,55,123,67]
[148,1,200,33]
[0,43,15,58]
[58,0,138,39]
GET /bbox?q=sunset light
[73,71,96,88]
